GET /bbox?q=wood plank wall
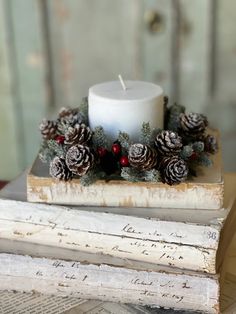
[0,0,235,179]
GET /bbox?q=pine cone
[66,144,95,176]
[204,134,218,154]
[128,144,157,171]
[155,130,182,156]
[39,119,58,140]
[49,156,72,181]
[160,156,188,185]
[64,123,92,146]
[58,107,83,126]
[179,113,208,138]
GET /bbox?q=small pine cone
[204,134,218,154]
[128,143,157,171]
[39,119,58,140]
[155,130,182,156]
[49,156,72,181]
[179,113,208,138]
[160,156,188,185]
[58,107,78,119]
[58,107,83,126]
[66,144,95,176]
[65,123,92,146]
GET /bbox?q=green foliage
[192,141,204,153]
[197,153,213,167]
[121,167,160,183]
[180,145,193,160]
[139,122,161,146]
[78,97,89,125]
[166,103,185,131]
[142,169,160,182]
[139,122,152,145]
[39,141,55,163]
[118,131,131,152]
[39,140,67,164]
[92,126,109,149]
[79,169,106,186]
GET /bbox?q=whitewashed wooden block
[0,253,220,314]
[0,173,235,274]
[27,142,223,209]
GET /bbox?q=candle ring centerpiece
[39,96,218,186]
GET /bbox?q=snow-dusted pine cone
[64,123,92,146]
[155,130,183,156]
[49,156,72,181]
[128,143,157,171]
[39,119,58,140]
[160,156,188,185]
[204,134,218,154]
[179,113,208,138]
[66,144,95,176]
[58,107,84,126]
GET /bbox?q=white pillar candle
[88,80,164,143]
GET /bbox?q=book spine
[0,199,220,273]
[0,253,219,313]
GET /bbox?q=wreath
[39,97,218,186]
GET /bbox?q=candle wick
[118,74,127,91]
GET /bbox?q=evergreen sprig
[166,103,185,131]
[121,167,160,183]
[79,169,106,186]
[78,97,89,124]
[39,140,67,163]
[180,145,193,160]
[118,131,131,152]
[139,122,152,145]
[92,126,108,149]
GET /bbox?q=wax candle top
[89,80,163,102]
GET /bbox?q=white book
[27,152,223,209]
[0,172,235,274]
[0,252,219,313]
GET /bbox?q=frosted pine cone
[128,143,157,171]
[204,134,218,154]
[65,123,92,146]
[49,156,72,181]
[155,130,183,156]
[58,107,84,126]
[179,113,208,138]
[160,156,188,185]
[39,119,58,140]
[66,144,95,176]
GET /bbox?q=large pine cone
[65,123,92,146]
[179,113,208,138]
[49,156,72,181]
[66,144,95,176]
[160,156,188,185]
[128,144,157,171]
[155,130,182,156]
[39,119,58,140]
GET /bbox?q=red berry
[55,135,65,144]
[112,143,121,155]
[190,152,198,161]
[97,147,108,158]
[120,155,129,167]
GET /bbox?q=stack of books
[0,152,235,313]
